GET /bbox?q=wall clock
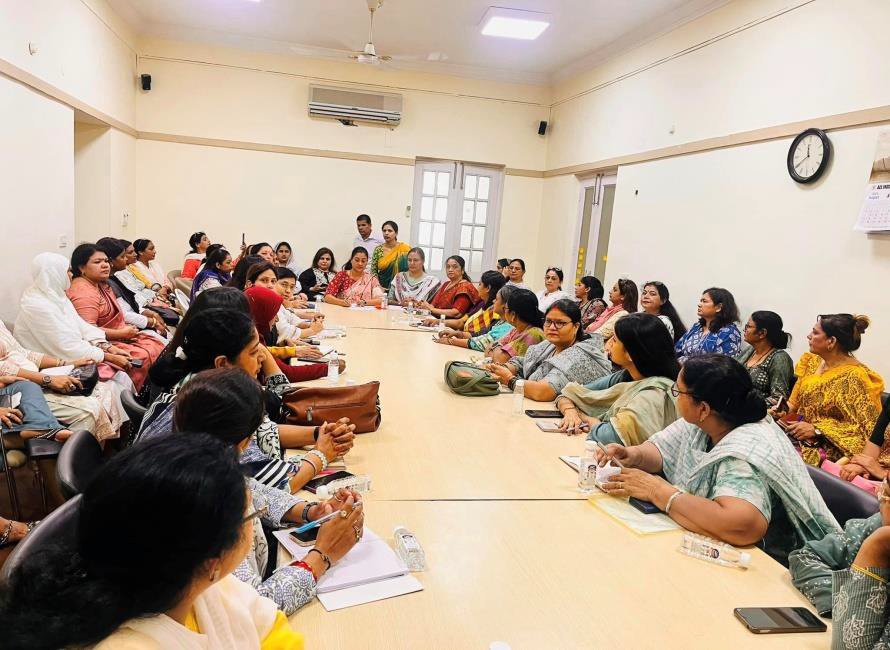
[787,127,831,184]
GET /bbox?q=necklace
[747,347,773,367]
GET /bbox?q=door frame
[568,172,617,285]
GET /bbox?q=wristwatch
[41,374,51,387]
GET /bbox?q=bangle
[313,426,320,442]
[301,457,319,475]
[307,448,328,472]
[308,548,332,570]
[301,501,317,523]
[665,488,685,514]
[291,559,318,581]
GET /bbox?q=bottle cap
[739,552,752,568]
[316,485,331,499]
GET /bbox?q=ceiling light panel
[480,7,550,40]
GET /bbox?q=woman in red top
[419,255,480,318]
[244,286,330,383]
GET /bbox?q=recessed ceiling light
[480,7,550,40]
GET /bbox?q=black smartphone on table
[525,409,562,418]
[734,607,827,634]
[628,497,661,514]
[304,470,353,494]
[289,526,320,546]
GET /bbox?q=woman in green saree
[555,312,679,445]
[370,220,411,290]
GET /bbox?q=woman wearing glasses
[597,354,839,564]
[536,267,571,313]
[488,299,611,402]
[0,434,359,647]
[790,477,890,648]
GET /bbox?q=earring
[210,568,219,583]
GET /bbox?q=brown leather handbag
[281,381,382,433]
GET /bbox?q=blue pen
[291,501,362,534]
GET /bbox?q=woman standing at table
[66,244,165,391]
[370,221,411,291]
[388,247,440,306]
[418,255,479,319]
[598,354,840,563]
[556,313,679,446]
[776,313,883,468]
[674,287,742,362]
[489,299,611,402]
[324,247,384,307]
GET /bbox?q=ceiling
[109,0,729,85]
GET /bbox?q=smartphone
[734,607,827,634]
[289,526,320,546]
[129,358,144,368]
[304,470,353,494]
[628,497,661,514]
[774,395,789,414]
[536,419,565,432]
[241,232,246,247]
[525,409,562,418]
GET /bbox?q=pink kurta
[66,278,164,390]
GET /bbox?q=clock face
[787,128,831,183]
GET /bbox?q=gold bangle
[852,564,888,584]
[301,457,319,475]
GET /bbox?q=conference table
[284,304,830,649]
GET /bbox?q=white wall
[536,0,890,375]
[0,75,74,323]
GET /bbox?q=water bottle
[381,294,388,309]
[678,532,751,569]
[327,351,339,382]
[578,441,598,495]
[512,378,525,415]
[315,295,323,312]
[315,474,371,499]
[393,526,426,571]
[437,314,445,332]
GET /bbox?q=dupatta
[372,242,411,289]
[431,279,479,310]
[343,273,383,303]
[561,376,676,446]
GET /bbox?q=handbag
[69,364,99,397]
[444,361,501,397]
[282,381,381,433]
[146,305,180,326]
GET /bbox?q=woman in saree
[434,284,515,352]
[598,354,840,564]
[388,247,440,306]
[556,313,679,446]
[324,247,384,307]
[774,314,883,467]
[129,239,173,295]
[418,255,479,318]
[66,244,165,391]
[370,220,411,290]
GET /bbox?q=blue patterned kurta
[674,321,742,363]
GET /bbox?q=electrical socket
[121,212,129,227]
[58,235,68,249]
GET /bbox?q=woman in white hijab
[15,253,134,437]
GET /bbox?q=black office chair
[23,437,63,516]
[56,431,103,500]
[806,465,879,527]
[0,494,81,583]
[120,390,148,445]
[882,392,890,412]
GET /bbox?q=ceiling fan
[347,0,393,65]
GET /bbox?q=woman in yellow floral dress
[782,314,884,466]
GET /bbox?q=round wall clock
[787,127,831,184]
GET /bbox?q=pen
[291,501,363,534]
[594,439,625,468]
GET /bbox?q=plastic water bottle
[315,295,323,312]
[578,441,598,495]
[512,378,525,415]
[316,474,371,499]
[437,314,445,332]
[678,532,751,569]
[381,294,388,309]
[327,351,339,382]
[393,526,426,571]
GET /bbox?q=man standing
[352,214,384,257]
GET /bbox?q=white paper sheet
[348,306,377,311]
[589,495,680,535]
[559,455,581,471]
[316,574,423,611]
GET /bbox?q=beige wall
[0,75,74,324]
[539,0,890,375]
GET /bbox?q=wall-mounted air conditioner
[308,84,402,126]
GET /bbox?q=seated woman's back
[558,313,680,446]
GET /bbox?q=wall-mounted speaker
[140,74,152,91]
[538,120,548,136]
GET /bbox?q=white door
[571,173,617,285]
[411,161,503,279]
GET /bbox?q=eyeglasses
[242,504,269,524]
[544,318,572,329]
[670,383,694,398]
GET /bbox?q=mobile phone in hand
[129,358,144,368]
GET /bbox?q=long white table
[285,304,830,648]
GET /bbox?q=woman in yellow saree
[370,220,410,290]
